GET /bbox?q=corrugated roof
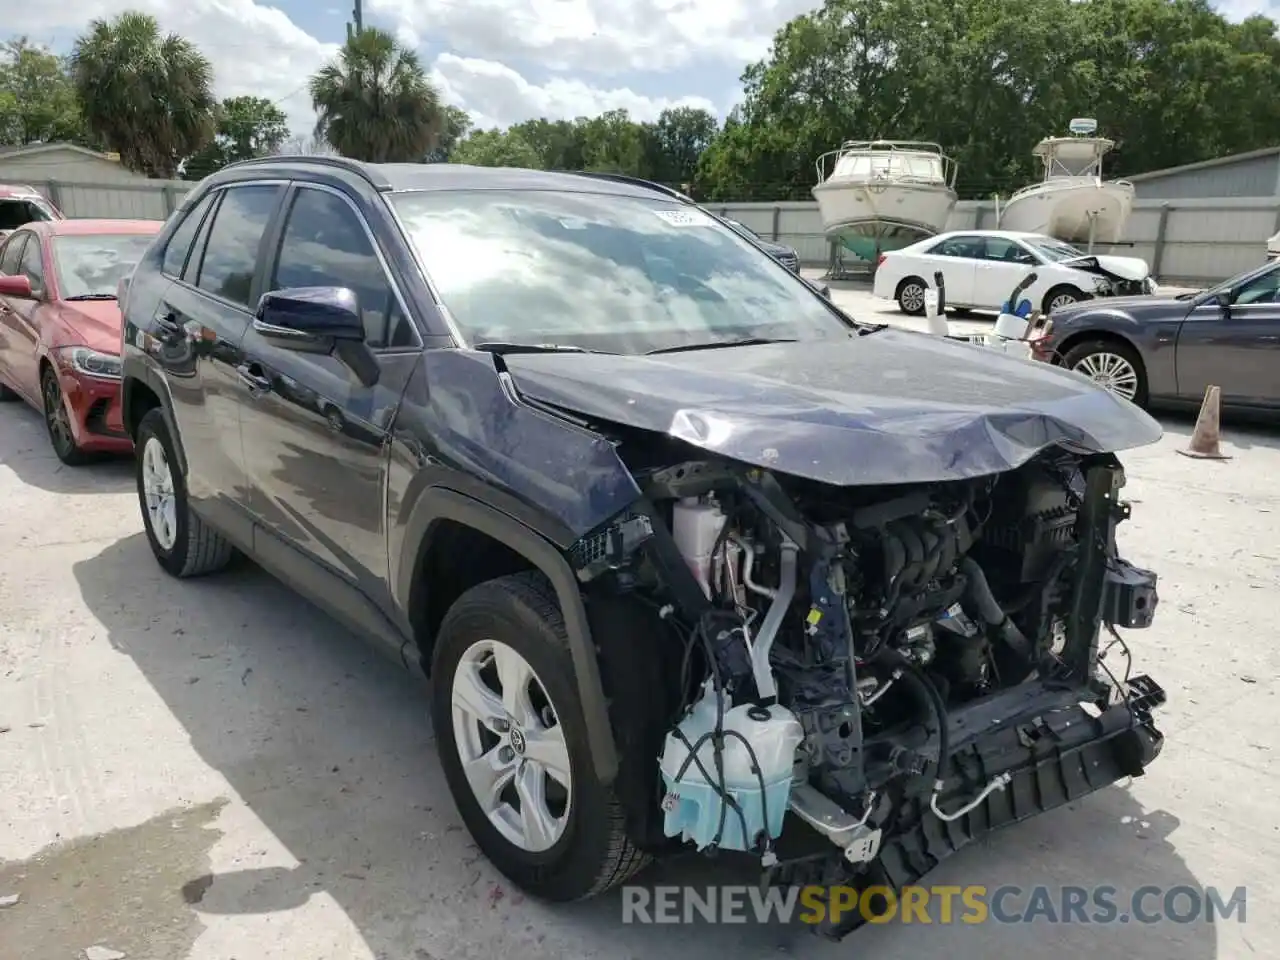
[1126,145,1280,182]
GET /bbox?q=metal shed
[1126,146,1280,201]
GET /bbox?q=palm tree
[69,12,215,179]
[309,28,441,163]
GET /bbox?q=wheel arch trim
[399,485,619,784]
[121,353,188,478]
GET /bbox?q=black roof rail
[563,171,696,204]
[216,153,393,190]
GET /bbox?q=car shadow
[0,400,134,494]
[72,534,1216,960]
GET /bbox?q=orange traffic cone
[1178,385,1230,460]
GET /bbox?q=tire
[896,276,927,315]
[135,407,234,577]
[432,571,648,902]
[1061,338,1148,407]
[1042,284,1087,314]
[0,380,18,401]
[41,365,91,466]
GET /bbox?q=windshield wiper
[473,341,608,355]
[646,336,798,355]
[63,293,117,302]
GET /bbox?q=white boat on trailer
[997,118,1134,248]
[812,140,958,268]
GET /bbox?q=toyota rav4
[118,157,1167,939]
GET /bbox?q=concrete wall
[1129,152,1280,201]
[708,197,1280,285]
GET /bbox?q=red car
[0,219,161,464]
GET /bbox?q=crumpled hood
[504,331,1163,486]
[1062,254,1150,282]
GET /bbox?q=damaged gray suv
[118,157,1167,939]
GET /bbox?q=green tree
[451,128,542,168]
[694,0,1280,202]
[185,96,290,179]
[0,39,87,146]
[578,109,645,174]
[508,118,586,170]
[69,12,216,178]
[642,107,719,186]
[425,105,473,162]
[309,27,441,162]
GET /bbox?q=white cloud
[9,0,336,135]
[430,53,719,130]
[370,0,814,76]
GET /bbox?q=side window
[162,192,216,278]
[0,234,26,275]
[927,235,983,259]
[270,187,414,348]
[18,235,45,296]
[195,184,282,307]
[1233,266,1280,306]
[982,237,1036,264]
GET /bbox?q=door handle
[236,363,272,394]
[154,311,183,337]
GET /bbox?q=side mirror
[0,274,33,298]
[254,286,365,346]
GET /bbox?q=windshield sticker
[653,209,713,227]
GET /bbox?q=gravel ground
[1,375,1277,960]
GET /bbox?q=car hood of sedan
[1062,254,1150,282]
[58,300,123,353]
[503,330,1164,487]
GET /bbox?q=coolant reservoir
[658,682,804,851]
[671,498,727,599]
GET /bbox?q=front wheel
[1061,339,1148,407]
[41,366,91,466]
[135,408,235,577]
[432,572,648,902]
[1043,285,1087,314]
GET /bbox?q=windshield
[52,233,156,299]
[1024,236,1086,262]
[391,189,850,354]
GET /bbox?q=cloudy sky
[6,0,1277,136]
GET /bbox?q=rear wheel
[896,277,927,315]
[135,408,234,577]
[432,572,648,901]
[41,366,91,466]
[0,381,18,401]
[1062,339,1148,407]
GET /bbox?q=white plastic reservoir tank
[658,681,804,851]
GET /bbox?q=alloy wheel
[1049,292,1079,311]
[42,371,75,457]
[141,436,179,551]
[900,283,925,313]
[451,638,572,853]
[1073,351,1140,401]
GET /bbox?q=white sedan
[872,229,1154,316]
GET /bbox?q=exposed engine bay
[569,447,1165,938]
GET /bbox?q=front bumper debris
[767,673,1166,940]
